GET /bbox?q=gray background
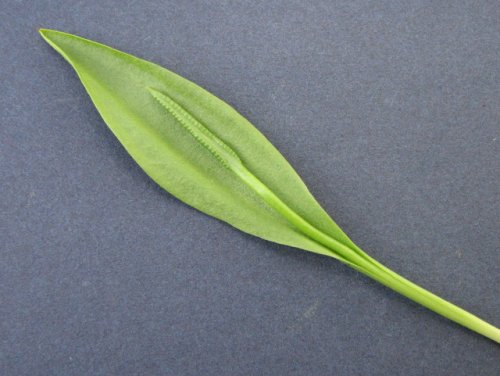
[1,0,499,375]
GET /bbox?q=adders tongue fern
[40,29,500,343]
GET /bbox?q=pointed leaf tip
[38,28,55,39]
[38,28,61,48]
[38,29,77,46]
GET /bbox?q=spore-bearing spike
[148,87,241,170]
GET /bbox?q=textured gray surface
[1,1,499,375]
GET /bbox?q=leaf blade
[39,28,358,259]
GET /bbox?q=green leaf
[39,29,500,343]
[38,28,359,261]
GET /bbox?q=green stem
[338,243,500,343]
